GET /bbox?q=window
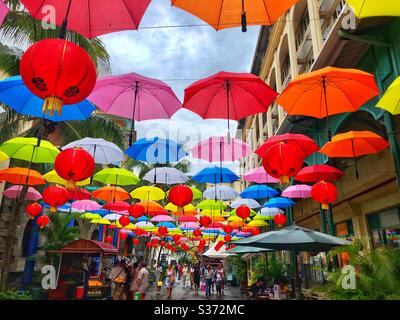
[281,56,290,85]
[295,9,310,50]
[368,208,400,249]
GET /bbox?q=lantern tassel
[43,96,63,116]
[66,180,76,190]
[322,203,329,210]
[50,206,57,213]
[280,175,290,186]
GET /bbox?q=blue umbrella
[156,222,177,228]
[137,216,149,222]
[87,209,108,216]
[125,137,187,164]
[263,197,295,209]
[0,76,96,121]
[192,166,239,184]
[240,185,278,199]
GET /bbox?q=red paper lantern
[175,240,181,246]
[168,185,193,208]
[152,243,158,248]
[223,225,233,234]
[42,186,69,212]
[68,187,91,201]
[146,241,152,248]
[135,228,144,236]
[105,236,113,243]
[54,148,95,189]
[119,232,128,240]
[166,243,172,250]
[311,181,338,210]
[173,234,181,242]
[199,216,212,227]
[171,247,177,252]
[128,204,146,218]
[262,142,304,185]
[193,229,202,237]
[25,202,42,219]
[236,205,250,219]
[199,238,206,245]
[158,226,168,236]
[160,241,166,247]
[133,238,140,246]
[224,235,232,242]
[36,215,49,229]
[20,39,97,116]
[119,216,130,227]
[274,213,287,226]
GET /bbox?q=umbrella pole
[241,0,247,32]
[351,140,359,179]
[129,81,139,146]
[90,145,97,184]
[226,80,231,144]
[322,77,332,141]
[59,0,73,39]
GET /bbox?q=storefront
[368,207,400,249]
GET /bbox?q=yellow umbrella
[165,202,196,212]
[90,218,111,225]
[229,220,244,228]
[125,223,137,230]
[376,76,400,114]
[253,214,271,221]
[247,220,268,227]
[0,151,9,163]
[227,215,243,222]
[211,216,226,222]
[201,209,228,217]
[130,186,165,201]
[345,0,400,18]
[44,170,90,186]
[80,213,102,220]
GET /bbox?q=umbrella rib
[138,87,173,117]
[121,0,138,29]
[202,84,228,118]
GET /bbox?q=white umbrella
[103,213,122,221]
[230,198,260,209]
[260,207,284,218]
[203,185,238,200]
[203,241,230,259]
[62,137,124,164]
[135,221,155,228]
[143,167,189,184]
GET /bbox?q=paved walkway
[145,278,242,300]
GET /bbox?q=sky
[99,0,260,173]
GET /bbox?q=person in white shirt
[137,262,149,300]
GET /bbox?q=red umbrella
[183,71,277,140]
[68,187,91,201]
[255,133,319,158]
[177,216,198,223]
[103,201,130,212]
[21,0,151,38]
[295,165,344,182]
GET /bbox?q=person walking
[137,262,149,300]
[193,262,201,296]
[204,265,214,297]
[165,264,176,299]
[155,263,163,296]
[124,265,133,300]
[129,263,139,298]
[182,263,189,287]
[216,264,225,295]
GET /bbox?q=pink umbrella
[181,222,200,229]
[71,200,101,212]
[282,185,312,199]
[177,216,198,223]
[151,215,174,223]
[88,73,182,145]
[243,166,280,184]
[0,0,9,28]
[191,136,251,162]
[3,185,41,201]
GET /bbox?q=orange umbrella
[0,167,45,186]
[320,131,389,179]
[276,67,379,139]
[171,210,198,216]
[92,186,130,202]
[171,0,299,32]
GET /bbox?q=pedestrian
[137,262,149,300]
[155,263,163,296]
[165,264,176,299]
[178,263,183,281]
[109,260,126,300]
[124,265,133,300]
[193,262,201,296]
[204,265,214,297]
[189,264,195,289]
[182,263,189,287]
[129,262,139,299]
[216,264,225,295]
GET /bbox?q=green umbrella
[197,199,227,210]
[93,168,140,186]
[0,137,60,164]
[227,246,272,254]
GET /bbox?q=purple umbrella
[282,185,312,199]
[3,185,41,201]
[243,166,280,184]
[88,72,182,145]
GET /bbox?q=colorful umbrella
[79,213,102,220]
[183,72,277,139]
[90,218,111,225]
[71,200,102,212]
[21,0,151,38]
[166,187,202,200]
[0,167,45,185]
[177,216,198,223]
[259,207,284,217]
[252,214,272,221]
[88,73,182,145]
[171,0,299,32]
[143,167,189,184]
[247,220,268,228]
[197,199,227,210]
[230,199,260,209]
[62,138,124,165]
[103,201,130,212]
[376,76,400,114]
[43,170,90,186]
[93,168,140,186]
[230,208,257,217]
[103,213,123,221]
[240,185,278,199]
[345,0,400,18]
[68,187,91,201]
[192,166,239,184]
[243,166,280,184]
[203,185,238,200]
[0,0,9,27]
[0,151,9,163]
[135,221,155,229]
[276,67,379,139]
[282,185,312,199]
[180,222,200,229]
[295,165,344,183]
[130,186,165,201]
[0,76,96,122]
[263,197,295,209]
[3,185,42,201]
[151,215,174,223]
[0,137,59,164]
[255,133,319,158]
[92,186,130,202]
[165,203,196,212]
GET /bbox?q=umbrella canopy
[260,207,284,217]
[102,201,130,212]
[0,167,45,186]
[3,185,41,201]
[282,185,312,199]
[103,214,122,221]
[203,185,238,200]
[183,71,277,137]
[243,166,280,184]
[230,198,260,209]
[171,0,299,31]
[197,199,227,210]
[71,200,102,212]
[192,166,239,184]
[130,186,165,201]
[203,241,230,259]
[255,133,319,158]
[180,222,200,229]
[156,222,177,229]
[43,170,90,186]
[21,0,151,38]
[0,137,59,164]
[125,138,187,163]
[151,215,174,223]
[62,138,124,164]
[89,73,182,144]
[80,213,102,220]
[0,151,9,163]
[252,214,272,221]
[263,197,295,209]
[377,76,400,114]
[345,0,400,18]
[93,168,140,186]
[135,221,155,229]
[177,216,198,223]
[191,136,250,162]
[247,220,268,227]
[0,76,95,122]
[295,165,344,183]
[233,224,350,251]
[240,185,278,199]
[143,167,189,184]
[92,186,130,202]
[68,187,91,201]
[90,218,111,225]
[227,246,272,254]
[165,203,196,212]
